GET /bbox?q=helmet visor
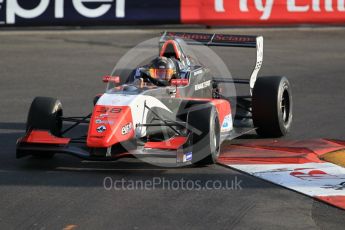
[149,68,174,80]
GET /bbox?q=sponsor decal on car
[98,114,108,119]
[185,152,192,161]
[97,107,122,114]
[177,151,193,163]
[121,123,132,135]
[95,107,122,120]
[110,108,122,113]
[96,125,107,133]
[95,119,114,125]
[194,80,211,91]
[194,69,203,76]
[221,114,233,132]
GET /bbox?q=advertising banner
[0,0,180,26]
[1,0,345,27]
[181,0,345,25]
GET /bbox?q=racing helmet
[148,57,176,83]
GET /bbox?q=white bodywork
[97,93,172,138]
[249,36,264,90]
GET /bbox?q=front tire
[187,103,220,166]
[26,97,63,158]
[252,76,293,137]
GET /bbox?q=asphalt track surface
[0,28,345,229]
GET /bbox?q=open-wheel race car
[16,31,293,166]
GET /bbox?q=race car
[16,31,293,166]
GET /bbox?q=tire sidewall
[252,76,293,137]
[187,103,220,165]
[277,79,293,135]
[26,97,63,137]
[210,109,220,162]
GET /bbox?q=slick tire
[187,103,221,166]
[252,76,293,137]
[26,97,63,158]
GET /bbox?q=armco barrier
[1,0,345,26]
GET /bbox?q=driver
[135,57,179,88]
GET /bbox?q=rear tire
[187,103,220,166]
[252,76,293,137]
[26,97,63,158]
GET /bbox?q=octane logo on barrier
[0,0,125,24]
[182,0,345,24]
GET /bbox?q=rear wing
[160,31,263,89]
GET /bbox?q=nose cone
[87,105,134,148]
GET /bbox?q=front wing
[16,130,194,165]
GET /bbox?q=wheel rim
[211,116,220,158]
[210,117,216,150]
[212,131,217,153]
[280,89,290,125]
